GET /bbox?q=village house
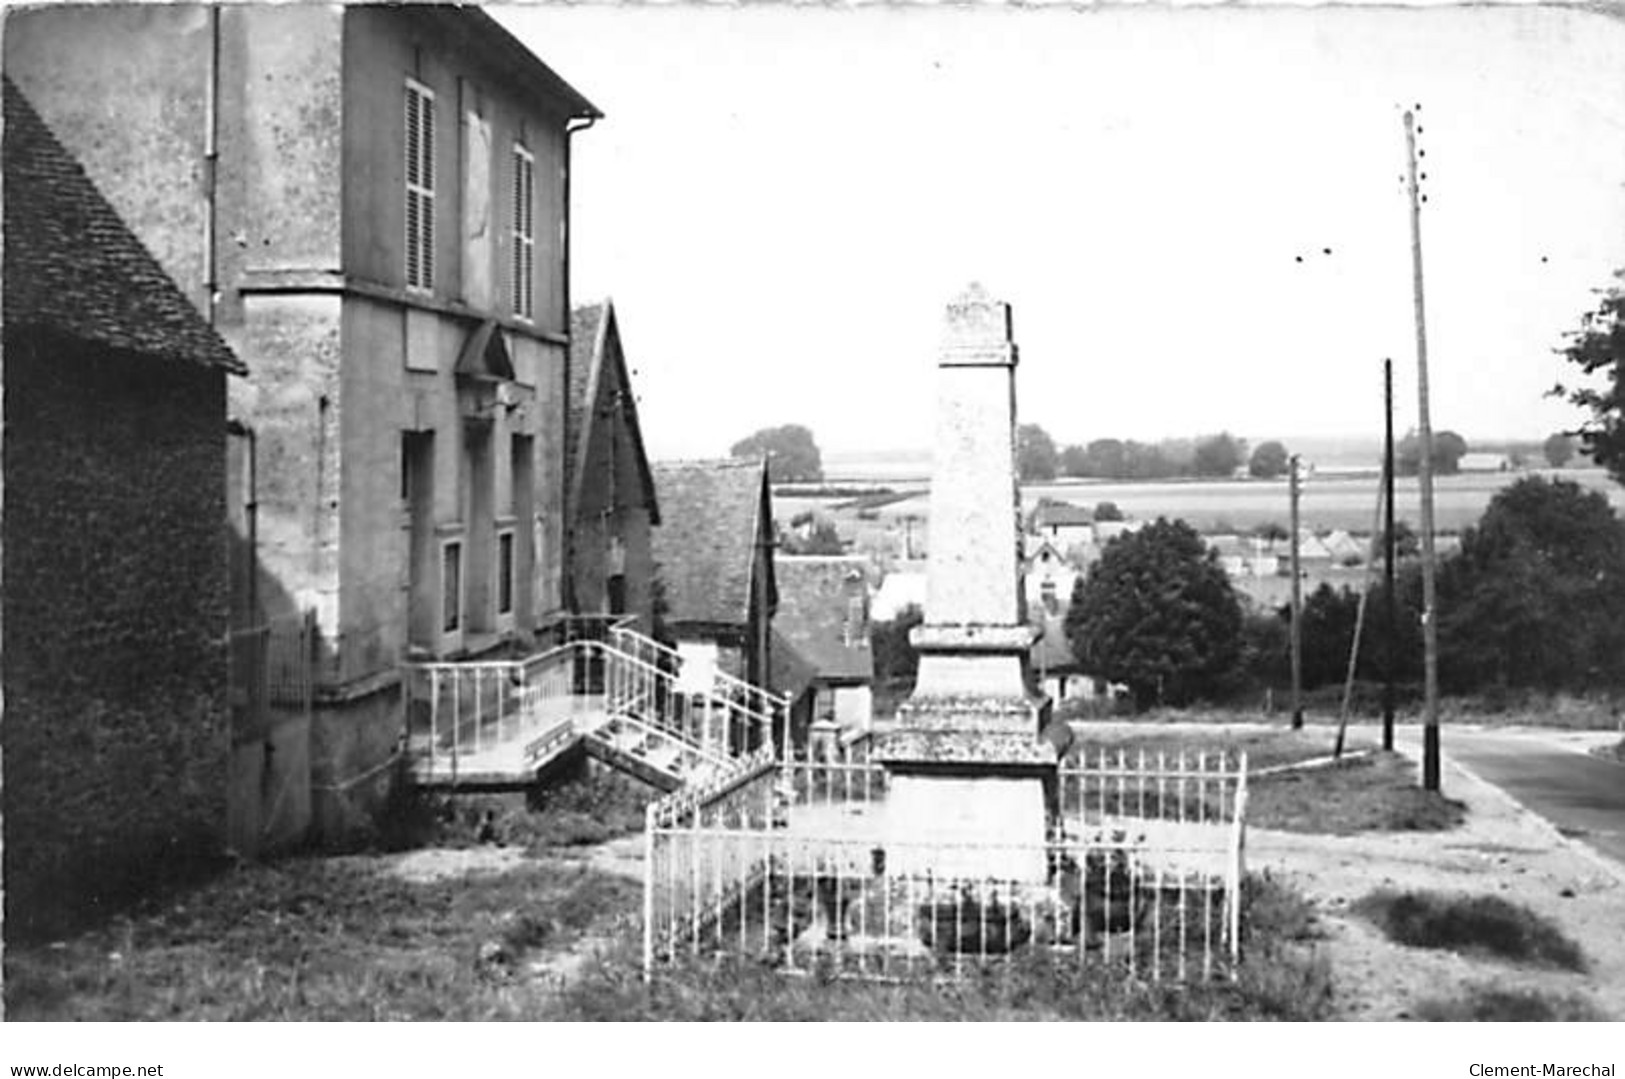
[1022,534,1081,614]
[5,5,600,840]
[1029,500,1096,547]
[771,556,876,747]
[567,300,660,631]
[649,459,779,713]
[2,81,246,933]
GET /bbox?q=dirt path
[1249,747,1625,1020]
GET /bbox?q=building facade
[567,300,660,632]
[3,81,246,933]
[5,5,600,838]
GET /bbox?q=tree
[1397,429,1468,476]
[1436,476,1625,693]
[1016,423,1058,482]
[871,604,924,689]
[1093,500,1124,522]
[1543,432,1576,468]
[1064,518,1244,709]
[1083,438,1127,478]
[1194,433,1247,478]
[730,424,823,483]
[1249,440,1291,480]
[1059,443,1092,477]
[1552,269,1625,485]
[1254,521,1289,542]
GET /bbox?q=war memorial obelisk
[876,284,1067,882]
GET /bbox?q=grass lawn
[3,854,641,1020]
[1411,983,1606,1021]
[1070,724,1374,773]
[1352,889,1587,972]
[549,873,1332,1022]
[1247,752,1466,835]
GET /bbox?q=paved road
[1439,728,1625,869]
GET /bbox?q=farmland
[781,466,1623,537]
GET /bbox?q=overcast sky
[497,4,1625,461]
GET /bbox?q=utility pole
[1404,108,1441,791]
[1289,453,1303,731]
[1383,358,1397,753]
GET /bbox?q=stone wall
[3,333,230,936]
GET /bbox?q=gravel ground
[1248,736,1625,1020]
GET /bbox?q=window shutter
[405,81,436,290]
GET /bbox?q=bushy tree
[1552,269,1625,485]
[1083,438,1127,478]
[1398,429,1468,476]
[1194,432,1247,478]
[1436,476,1625,692]
[1058,443,1091,477]
[1543,432,1576,468]
[731,424,823,483]
[1093,500,1124,523]
[1064,518,1244,709]
[871,604,924,689]
[1017,423,1059,482]
[1249,440,1290,479]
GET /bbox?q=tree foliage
[1435,476,1625,692]
[1093,500,1124,523]
[1059,443,1092,477]
[731,424,823,483]
[1542,432,1576,469]
[1397,429,1468,476]
[1552,269,1625,485]
[871,604,924,688]
[1017,423,1059,482]
[1249,440,1291,480]
[1064,518,1244,709]
[1193,432,1247,478]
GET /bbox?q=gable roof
[2,78,244,375]
[568,300,659,524]
[1032,502,1094,529]
[651,458,773,628]
[773,556,875,683]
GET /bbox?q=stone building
[4,6,600,838]
[2,81,246,933]
[649,459,778,698]
[771,556,876,744]
[567,300,660,632]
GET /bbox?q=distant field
[1024,468,1622,534]
[780,467,1622,537]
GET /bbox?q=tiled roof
[1033,502,1094,529]
[2,79,244,375]
[650,458,772,628]
[773,556,875,684]
[568,300,658,523]
[769,627,820,702]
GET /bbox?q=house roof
[651,458,773,629]
[412,8,601,122]
[772,556,875,684]
[1032,502,1095,529]
[1031,617,1083,674]
[568,300,659,524]
[2,79,244,375]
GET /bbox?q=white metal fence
[643,745,1248,983]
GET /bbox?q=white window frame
[405,78,436,292]
[511,143,535,321]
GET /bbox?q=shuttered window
[511,144,535,320]
[405,80,436,291]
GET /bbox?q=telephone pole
[1383,358,1397,753]
[1404,108,1441,792]
[1289,453,1303,731]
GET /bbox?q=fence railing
[643,748,1248,983]
[403,626,789,785]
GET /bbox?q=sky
[496,3,1625,462]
